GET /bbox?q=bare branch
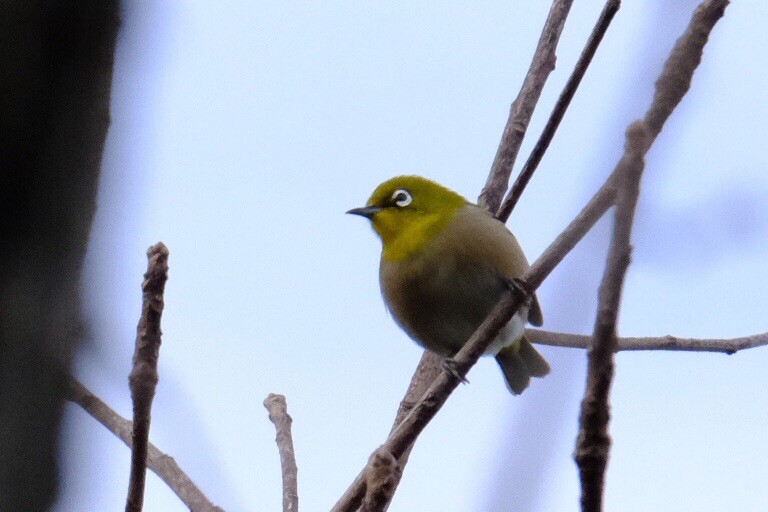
[360,448,399,512]
[126,242,169,512]
[497,0,621,223]
[68,379,223,512]
[479,0,575,212]
[331,351,443,512]
[264,394,299,512]
[527,329,768,354]
[575,121,648,512]
[642,0,730,146]
[573,2,729,509]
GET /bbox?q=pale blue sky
[56,2,767,511]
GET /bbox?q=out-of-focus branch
[263,394,299,512]
[126,242,169,512]
[572,2,729,510]
[497,0,621,223]
[68,380,224,512]
[0,2,119,509]
[575,121,647,512]
[479,0,575,212]
[527,329,767,354]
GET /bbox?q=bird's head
[347,176,467,261]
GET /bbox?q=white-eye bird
[348,175,549,394]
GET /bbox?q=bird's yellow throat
[372,209,459,262]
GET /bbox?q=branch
[497,0,621,223]
[360,448,399,512]
[264,394,299,512]
[68,379,223,512]
[479,0,575,212]
[0,2,119,509]
[126,242,169,512]
[575,121,647,512]
[573,2,729,509]
[527,329,768,354]
[331,351,443,512]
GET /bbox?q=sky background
[54,1,767,511]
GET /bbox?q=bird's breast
[380,243,525,356]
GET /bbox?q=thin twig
[264,394,299,512]
[497,0,621,223]
[479,0,575,213]
[573,2,729,509]
[575,121,648,512]
[527,329,768,354]
[68,379,224,512]
[126,242,169,512]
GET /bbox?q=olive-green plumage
[348,176,549,394]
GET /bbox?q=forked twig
[480,0,575,213]
[497,0,621,223]
[573,2,730,510]
[68,379,223,512]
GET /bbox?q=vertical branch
[574,1,729,509]
[479,0,575,212]
[264,394,299,512]
[496,0,621,223]
[126,242,169,512]
[575,121,647,512]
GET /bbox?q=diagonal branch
[497,0,621,223]
[126,242,169,512]
[68,379,223,512]
[264,394,299,512]
[527,329,768,354]
[479,0,575,213]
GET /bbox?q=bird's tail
[495,336,550,395]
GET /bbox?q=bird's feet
[442,358,469,384]
[503,277,532,305]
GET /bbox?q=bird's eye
[392,189,413,207]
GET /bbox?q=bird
[347,175,549,394]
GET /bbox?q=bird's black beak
[346,205,383,218]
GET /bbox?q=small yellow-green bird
[348,175,549,394]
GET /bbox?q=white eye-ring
[392,189,413,207]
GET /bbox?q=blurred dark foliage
[0,1,119,509]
